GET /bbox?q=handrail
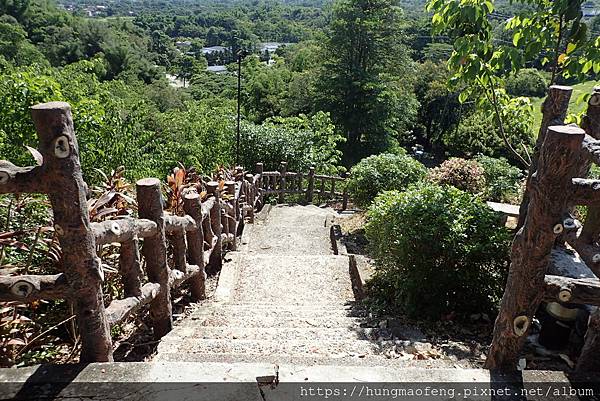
[256,162,349,210]
[0,102,263,363]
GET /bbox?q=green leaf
[566,42,577,55]
[459,90,469,103]
[513,32,521,47]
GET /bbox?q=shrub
[238,111,344,175]
[475,155,522,203]
[505,68,548,98]
[365,183,511,319]
[346,152,427,208]
[427,157,486,193]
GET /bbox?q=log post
[517,85,573,230]
[136,178,172,339]
[342,173,350,211]
[306,166,315,203]
[235,166,244,181]
[573,87,600,372]
[31,102,113,362]
[485,125,586,370]
[255,162,264,176]
[577,308,600,371]
[119,239,143,298]
[255,163,264,206]
[183,193,206,300]
[297,172,303,193]
[279,161,287,204]
[578,87,600,244]
[245,174,255,223]
[202,212,214,250]
[225,181,237,250]
[206,181,222,272]
[171,231,187,273]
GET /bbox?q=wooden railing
[486,86,600,371]
[258,161,349,210]
[0,102,262,362]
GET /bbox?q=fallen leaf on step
[558,353,575,369]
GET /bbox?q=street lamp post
[236,49,244,165]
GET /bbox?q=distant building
[202,46,228,55]
[176,41,192,48]
[259,42,292,53]
[207,65,228,74]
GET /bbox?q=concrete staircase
[3,205,597,400]
[154,204,426,367]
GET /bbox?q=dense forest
[1,0,599,180]
[1,0,600,366]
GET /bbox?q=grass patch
[530,80,600,133]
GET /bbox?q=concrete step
[211,301,362,308]
[233,254,354,304]
[160,326,383,342]
[243,231,334,255]
[186,304,368,320]
[152,351,450,368]
[177,313,362,329]
[157,338,382,359]
[242,206,336,255]
[3,362,593,401]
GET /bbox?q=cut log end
[558,288,572,302]
[553,223,564,234]
[184,192,200,201]
[31,101,71,111]
[547,125,586,138]
[513,315,530,337]
[136,177,161,188]
[549,85,573,93]
[206,181,219,193]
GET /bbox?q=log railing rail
[487,86,600,371]
[0,102,263,362]
[259,161,349,210]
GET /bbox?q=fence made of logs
[486,86,600,371]
[259,162,349,210]
[0,101,349,363]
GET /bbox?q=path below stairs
[153,205,449,367]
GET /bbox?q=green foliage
[412,61,462,151]
[505,68,549,98]
[242,55,293,123]
[427,157,486,193]
[0,66,63,166]
[0,61,236,184]
[428,0,599,88]
[442,92,535,164]
[238,111,345,174]
[154,100,235,175]
[475,155,522,203]
[346,152,427,208]
[427,0,600,166]
[365,183,511,319]
[0,19,47,67]
[316,0,419,163]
